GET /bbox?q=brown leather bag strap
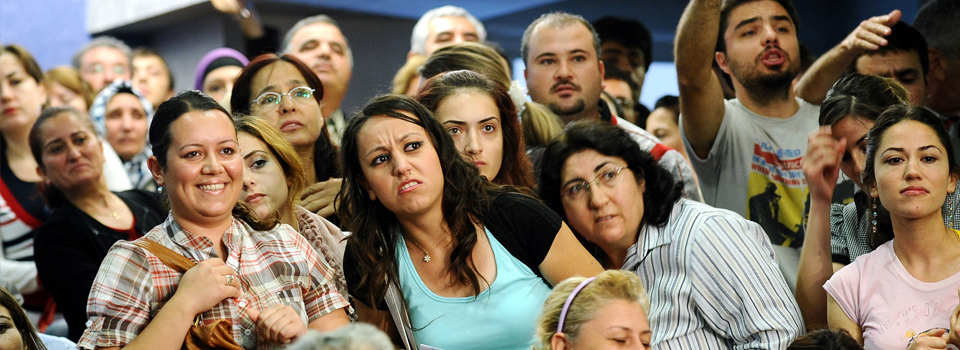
[133,239,196,273]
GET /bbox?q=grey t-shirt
[681,98,819,248]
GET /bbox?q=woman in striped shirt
[539,120,803,349]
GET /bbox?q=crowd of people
[1,0,960,349]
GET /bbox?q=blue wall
[0,0,89,70]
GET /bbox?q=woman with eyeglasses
[231,54,341,223]
[538,120,803,348]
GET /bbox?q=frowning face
[357,114,444,220]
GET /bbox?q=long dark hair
[861,105,960,248]
[338,94,507,307]
[538,121,682,257]
[29,107,96,208]
[0,286,47,350]
[230,53,340,182]
[416,70,535,189]
[152,90,277,230]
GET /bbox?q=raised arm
[675,0,726,159]
[794,10,901,105]
[795,127,845,330]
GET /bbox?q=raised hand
[840,10,902,54]
[802,126,846,203]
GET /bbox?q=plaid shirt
[78,215,349,349]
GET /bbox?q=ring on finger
[225,274,235,286]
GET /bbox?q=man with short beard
[523,12,702,202]
[676,0,818,282]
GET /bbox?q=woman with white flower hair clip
[419,41,563,147]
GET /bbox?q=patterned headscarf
[88,80,157,192]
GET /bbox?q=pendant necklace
[103,195,121,221]
[411,241,432,263]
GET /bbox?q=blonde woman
[535,270,651,350]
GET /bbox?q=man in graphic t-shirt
[675,0,820,287]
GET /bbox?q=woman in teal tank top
[339,95,603,350]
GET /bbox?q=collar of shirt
[161,215,244,267]
[622,201,680,270]
[598,99,616,124]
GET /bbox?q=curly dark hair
[229,53,340,183]
[861,105,960,248]
[337,94,515,308]
[538,121,682,256]
[416,69,535,189]
[0,286,47,350]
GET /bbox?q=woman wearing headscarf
[88,80,155,191]
[194,48,248,110]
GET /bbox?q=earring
[947,197,954,228]
[871,201,878,235]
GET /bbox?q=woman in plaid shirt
[78,91,350,350]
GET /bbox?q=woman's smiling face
[158,109,243,225]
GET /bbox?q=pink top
[824,239,960,350]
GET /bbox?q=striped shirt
[831,184,960,264]
[78,215,349,349]
[622,199,803,349]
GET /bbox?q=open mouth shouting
[760,48,787,67]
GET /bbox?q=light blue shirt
[39,333,77,350]
[397,227,551,350]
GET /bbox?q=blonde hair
[45,66,96,109]
[420,42,563,146]
[233,114,307,210]
[534,270,650,350]
[392,54,427,95]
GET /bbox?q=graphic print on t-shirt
[746,141,806,248]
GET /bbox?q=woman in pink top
[824,105,960,349]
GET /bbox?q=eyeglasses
[561,166,624,202]
[83,63,128,75]
[251,86,316,109]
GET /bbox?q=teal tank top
[397,227,552,350]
